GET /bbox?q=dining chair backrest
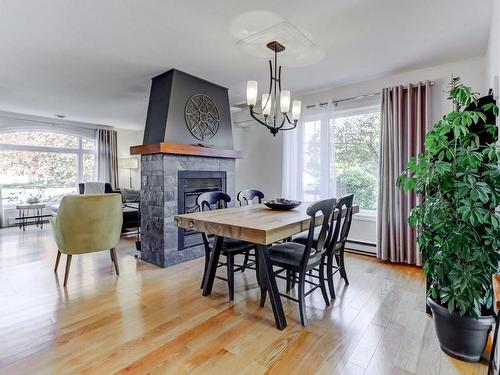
[300,198,336,268]
[196,191,231,247]
[197,191,231,212]
[236,189,264,206]
[329,193,355,252]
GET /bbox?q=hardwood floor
[0,226,489,374]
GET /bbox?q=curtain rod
[332,81,435,105]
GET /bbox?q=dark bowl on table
[263,199,301,211]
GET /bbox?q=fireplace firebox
[177,170,226,251]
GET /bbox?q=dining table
[174,201,359,330]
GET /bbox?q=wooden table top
[174,203,359,245]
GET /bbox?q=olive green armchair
[52,194,123,286]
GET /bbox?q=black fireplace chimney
[143,69,234,150]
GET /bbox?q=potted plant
[397,78,500,362]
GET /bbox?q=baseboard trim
[347,239,376,247]
[345,248,376,257]
[345,239,376,257]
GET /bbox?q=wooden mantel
[130,142,242,159]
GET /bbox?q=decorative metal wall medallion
[184,94,220,141]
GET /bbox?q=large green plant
[397,80,500,318]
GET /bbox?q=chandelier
[246,41,302,136]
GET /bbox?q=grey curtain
[376,81,431,266]
[96,128,119,189]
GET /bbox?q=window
[331,111,380,211]
[0,130,96,205]
[287,105,380,212]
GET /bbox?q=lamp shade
[246,81,258,106]
[120,158,139,169]
[262,93,272,116]
[292,100,302,121]
[280,90,291,113]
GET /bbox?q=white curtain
[282,102,333,201]
[282,125,301,200]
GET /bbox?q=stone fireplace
[140,154,235,267]
[132,69,240,268]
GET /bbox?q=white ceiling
[0,0,493,130]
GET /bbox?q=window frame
[0,129,96,204]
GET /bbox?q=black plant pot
[427,297,495,362]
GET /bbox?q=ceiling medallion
[184,94,220,141]
[246,41,302,136]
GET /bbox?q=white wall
[116,128,143,190]
[232,120,283,199]
[486,0,500,95]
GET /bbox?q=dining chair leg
[202,236,223,296]
[227,253,235,301]
[63,254,72,287]
[298,272,308,326]
[327,254,336,299]
[110,248,119,275]
[241,251,249,273]
[54,250,61,272]
[338,250,349,284]
[291,271,296,289]
[319,261,330,306]
[286,269,292,292]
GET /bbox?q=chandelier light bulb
[246,80,258,106]
[280,90,291,114]
[292,100,302,121]
[262,93,272,116]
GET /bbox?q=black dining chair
[197,191,255,301]
[236,189,264,206]
[236,189,264,272]
[292,193,354,299]
[264,198,336,326]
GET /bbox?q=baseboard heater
[345,239,376,257]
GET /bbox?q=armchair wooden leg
[54,250,61,272]
[110,248,119,275]
[63,254,72,287]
